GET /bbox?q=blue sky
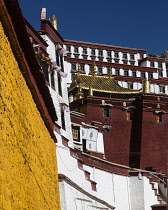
[18,0,168,55]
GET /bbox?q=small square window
[124,70,129,76]
[128,82,133,89]
[123,61,128,65]
[83,55,88,59]
[74,54,79,58]
[80,64,85,72]
[150,61,155,67]
[115,69,120,75]
[114,52,119,58]
[107,51,111,57]
[158,62,162,69]
[98,66,103,74]
[149,73,153,79]
[123,53,127,59]
[99,57,103,61]
[91,49,96,55]
[83,48,87,54]
[74,46,79,53]
[159,85,165,93]
[130,54,134,60]
[103,108,110,118]
[130,61,135,65]
[66,45,71,52]
[158,70,163,77]
[141,72,145,78]
[71,63,76,71]
[99,50,103,56]
[132,71,136,77]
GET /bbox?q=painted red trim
[64,57,157,72]
[25,19,48,52]
[40,19,64,46]
[140,57,166,63]
[151,79,168,85]
[65,40,146,53]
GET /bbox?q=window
[158,70,163,77]
[123,53,127,59]
[132,71,136,77]
[58,75,62,96]
[128,82,133,89]
[99,50,103,56]
[140,54,144,59]
[61,110,66,130]
[166,70,168,77]
[72,128,80,142]
[159,85,165,93]
[126,111,133,121]
[66,45,71,52]
[124,70,129,76]
[130,61,135,65]
[98,66,103,74]
[74,54,79,58]
[130,54,134,60]
[80,64,85,72]
[51,71,55,90]
[103,108,110,118]
[149,73,153,79]
[107,59,112,63]
[141,72,145,79]
[91,49,95,55]
[114,52,119,58]
[98,57,103,61]
[83,48,87,54]
[150,61,155,67]
[107,51,111,57]
[74,46,79,53]
[158,62,162,69]
[114,59,119,64]
[156,114,163,124]
[91,56,95,61]
[36,55,49,84]
[83,55,88,60]
[115,68,120,75]
[71,63,76,71]
[60,55,64,72]
[123,61,128,65]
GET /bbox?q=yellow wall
[0,22,60,210]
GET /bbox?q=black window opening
[51,71,55,90]
[60,55,64,72]
[103,108,110,118]
[72,127,80,143]
[58,75,62,96]
[36,55,49,84]
[56,51,60,66]
[61,111,66,130]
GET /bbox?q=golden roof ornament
[51,15,58,30]
[92,61,97,76]
[75,87,84,99]
[108,67,113,77]
[143,78,150,93]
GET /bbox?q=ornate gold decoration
[157,104,160,109]
[143,78,150,93]
[92,61,97,75]
[123,102,126,107]
[51,15,58,30]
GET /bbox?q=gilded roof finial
[143,78,150,93]
[51,15,58,30]
[75,87,84,99]
[92,61,97,76]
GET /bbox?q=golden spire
[143,78,150,93]
[75,87,84,99]
[51,15,58,30]
[92,61,97,76]
[89,86,93,96]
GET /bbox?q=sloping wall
[0,19,60,209]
